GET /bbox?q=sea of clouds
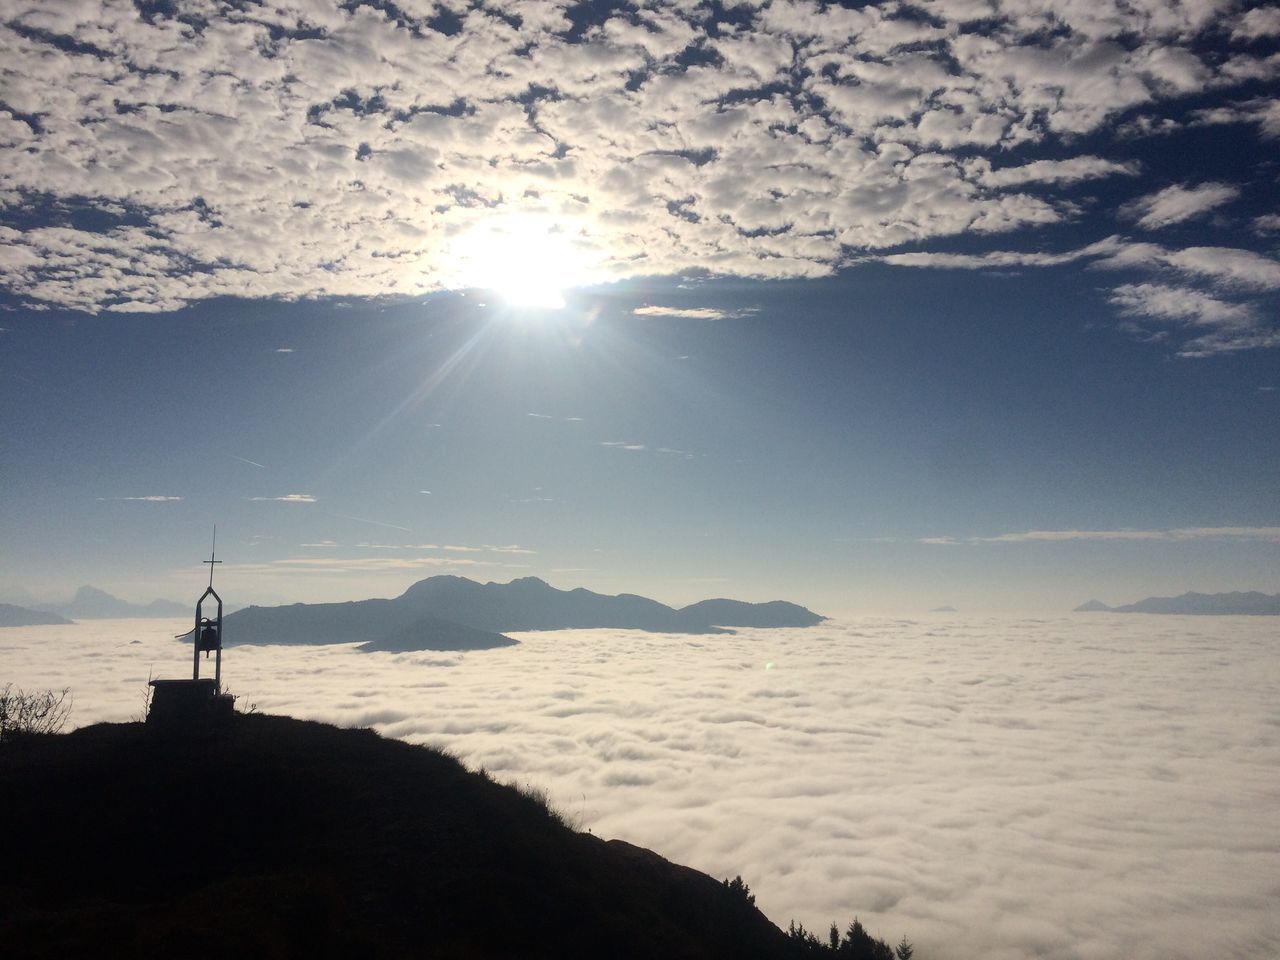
[4,615,1278,960]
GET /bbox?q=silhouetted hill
[1073,599,1112,612]
[216,598,517,651]
[1,715,809,959]
[0,603,71,626]
[38,586,188,619]
[222,576,825,650]
[397,576,694,632]
[1075,591,1280,614]
[676,599,825,628]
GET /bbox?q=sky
[1,0,1279,614]
[6,614,1279,960]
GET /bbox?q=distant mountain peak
[1074,599,1112,612]
[73,585,114,601]
[38,586,188,620]
[1075,591,1279,615]
[0,603,72,627]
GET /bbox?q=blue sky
[1,0,1278,614]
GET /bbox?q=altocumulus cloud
[5,616,1277,960]
[881,234,1280,355]
[0,0,1277,352]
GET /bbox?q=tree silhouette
[723,875,756,907]
[841,919,895,960]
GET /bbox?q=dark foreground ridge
[0,714,904,960]
[221,575,826,651]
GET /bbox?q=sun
[450,214,597,311]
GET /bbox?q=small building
[148,542,234,728]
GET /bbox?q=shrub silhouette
[0,685,71,742]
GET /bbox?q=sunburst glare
[449,214,599,311]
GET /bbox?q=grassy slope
[1,715,798,959]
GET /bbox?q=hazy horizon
[8,569,1276,621]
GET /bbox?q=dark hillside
[1,715,801,959]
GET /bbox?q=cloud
[10,617,1279,960]
[274,348,295,354]
[879,236,1280,355]
[95,495,182,502]
[249,493,317,503]
[227,556,514,574]
[1107,282,1277,356]
[527,413,584,422]
[1120,183,1241,229]
[1254,214,1280,234]
[1156,246,1280,290]
[632,306,745,320]
[412,544,538,555]
[968,157,1141,188]
[0,0,1271,314]
[921,526,1280,545]
[1232,7,1280,41]
[876,235,1128,270]
[1189,98,1280,139]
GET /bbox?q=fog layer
[5,616,1277,960]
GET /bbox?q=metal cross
[204,526,222,588]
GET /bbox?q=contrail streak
[326,512,412,532]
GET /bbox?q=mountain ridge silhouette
[1074,590,1280,614]
[36,586,188,620]
[221,575,825,651]
[0,603,72,627]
